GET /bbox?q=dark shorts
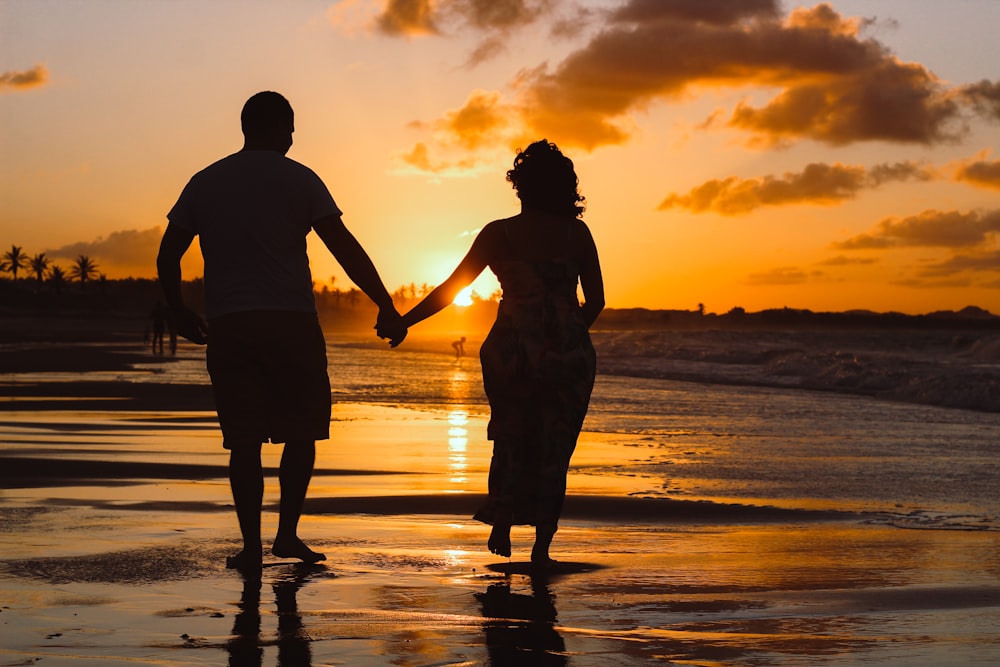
[207,311,331,449]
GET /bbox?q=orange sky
[2,1,999,314]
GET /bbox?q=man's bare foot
[488,524,511,558]
[226,549,263,575]
[272,536,326,564]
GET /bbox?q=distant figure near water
[452,336,466,359]
[158,91,404,575]
[383,140,604,568]
[150,300,167,354]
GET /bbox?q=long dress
[473,224,597,529]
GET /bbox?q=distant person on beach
[452,336,466,359]
[384,140,604,569]
[157,91,405,574]
[150,300,167,354]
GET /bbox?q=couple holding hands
[157,91,604,575]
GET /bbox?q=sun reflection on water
[447,409,469,488]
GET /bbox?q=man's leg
[273,440,326,563]
[228,443,264,571]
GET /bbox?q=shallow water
[15,333,1000,530]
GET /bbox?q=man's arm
[312,214,405,344]
[156,223,209,344]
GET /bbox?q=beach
[2,336,999,666]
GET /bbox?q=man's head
[241,91,294,153]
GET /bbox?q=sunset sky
[2,0,999,314]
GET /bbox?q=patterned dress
[473,225,597,529]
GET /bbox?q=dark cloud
[954,158,1000,191]
[514,2,969,149]
[818,255,879,267]
[744,266,809,285]
[959,79,1000,120]
[371,0,555,48]
[611,0,779,25]
[834,209,1000,250]
[403,1,984,157]
[0,64,48,92]
[46,227,163,276]
[917,250,1000,278]
[658,161,933,215]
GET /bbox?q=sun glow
[452,286,474,307]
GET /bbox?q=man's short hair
[241,91,294,136]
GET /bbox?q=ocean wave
[591,330,1000,413]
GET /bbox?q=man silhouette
[157,91,404,573]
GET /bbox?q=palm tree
[29,253,50,284]
[2,245,28,282]
[69,255,99,284]
[49,265,67,295]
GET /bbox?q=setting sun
[452,286,474,307]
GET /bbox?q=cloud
[45,227,168,278]
[818,255,879,267]
[375,0,440,35]
[959,79,1000,121]
[658,160,934,215]
[834,209,1000,250]
[398,90,524,173]
[0,64,49,93]
[398,141,480,173]
[954,157,1000,191]
[744,266,809,286]
[339,0,558,58]
[917,250,1000,278]
[399,1,993,167]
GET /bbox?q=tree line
[1,244,100,294]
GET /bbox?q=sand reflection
[477,574,566,665]
[227,566,322,667]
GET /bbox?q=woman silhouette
[395,140,604,567]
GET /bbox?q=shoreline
[2,342,1000,664]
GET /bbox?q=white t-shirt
[167,150,342,318]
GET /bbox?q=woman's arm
[576,221,605,328]
[401,225,496,329]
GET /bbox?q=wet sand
[2,343,999,665]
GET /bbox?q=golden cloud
[368,0,553,40]
[375,0,439,35]
[955,158,1000,191]
[834,209,1000,250]
[400,1,992,168]
[658,161,933,215]
[0,64,49,93]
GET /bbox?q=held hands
[375,307,407,348]
[171,305,209,345]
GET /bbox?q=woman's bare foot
[488,524,512,558]
[272,536,326,564]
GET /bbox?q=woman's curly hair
[506,140,585,219]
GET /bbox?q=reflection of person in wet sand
[452,336,466,359]
[158,91,404,575]
[385,140,604,569]
[476,576,566,665]
[227,569,315,667]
